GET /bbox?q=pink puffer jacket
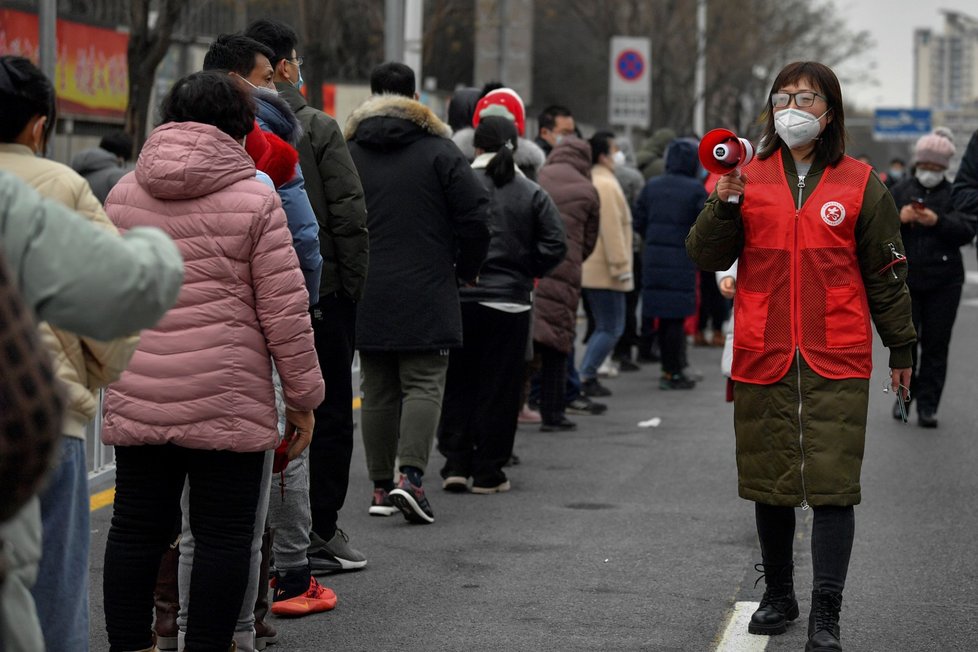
[102,122,324,452]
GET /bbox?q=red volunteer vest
[732,151,873,384]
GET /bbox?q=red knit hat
[244,121,299,188]
[472,88,526,137]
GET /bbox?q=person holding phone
[687,61,915,651]
[889,128,977,428]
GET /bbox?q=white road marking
[714,601,769,652]
[965,271,978,285]
[962,298,978,308]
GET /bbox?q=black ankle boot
[806,589,843,651]
[748,563,799,635]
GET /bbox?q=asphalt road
[88,256,978,651]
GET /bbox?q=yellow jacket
[582,164,634,291]
[0,144,139,438]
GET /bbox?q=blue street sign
[873,108,932,141]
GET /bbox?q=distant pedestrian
[636,137,707,390]
[687,61,915,651]
[534,104,575,158]
[346,62,490,524]
[438,116,566,494]
[884,157,906,189]
[70,131,132,203]
[579,131,633,397]
[890,128,976,428]
[534,136,600,431]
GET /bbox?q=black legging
[755,502,854,594]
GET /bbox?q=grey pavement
[89,259,978,651]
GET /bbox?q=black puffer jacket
[346,94,491,351]
[461,157,567,304]
[891,172,977,290]
[951,129,978,265]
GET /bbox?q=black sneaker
[540,417,577,432]
[660,372,696,390]
[917,411,938,428]
[566,395,608,415]
[308,528,367,573]
[388,475,435,524]
[581,378,612,397]
[616,358,641,372]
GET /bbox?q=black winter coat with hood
[345,94,491,351]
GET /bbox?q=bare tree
[535,0,872,136]
[125,0,189,155]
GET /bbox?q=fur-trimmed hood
[344,94,452,149]
[453,127,547,176]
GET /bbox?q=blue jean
[579,289,626,380]
[33,437,90,652]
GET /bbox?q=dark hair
[889,157,905,166]
[370,62,415,97]
[159,71,256,141]
[480,81,503,97]
[99,131,134,160]
[474,116,518,187]
[589,130,615,165]
[202,34,275,77]
[244,19,298,68]
[0,56,56,145]
[537,104,572,132]
[757,61,846,166]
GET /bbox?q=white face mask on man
[915,169,945,188]
[774,108,829,149]
[612,150,626,167]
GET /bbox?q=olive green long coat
[686,148,916,507]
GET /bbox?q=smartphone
[911,198,926,210]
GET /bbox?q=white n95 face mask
[774,108,827,149]
[915,169,944,188]
[612,150,626,166]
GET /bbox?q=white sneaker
[597,356,619,378]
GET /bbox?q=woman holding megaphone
[687,61,915,652]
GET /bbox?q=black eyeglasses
[770,91,826,109]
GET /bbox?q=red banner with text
[0,9,128,119]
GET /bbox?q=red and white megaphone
[698,128,755,204]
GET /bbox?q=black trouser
[535,341,569,424]
[104,444,265,652]
[658,317,686,375]
[698,269,730,332]
[909,282,962,415]
[755,502,855,594]
[308,294,357,540]
[439,303,530,484]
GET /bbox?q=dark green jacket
[276,82,369,302]
[686,147,916,507]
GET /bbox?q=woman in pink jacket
[100,71,324,652]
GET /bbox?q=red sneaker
[270,577,338,617]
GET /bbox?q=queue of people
[1,35,977,652]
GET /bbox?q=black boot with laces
[748,563,799,635]
[806,589,843,651]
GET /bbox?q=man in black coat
[346,62,490,524]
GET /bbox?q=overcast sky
[838,1,978,109]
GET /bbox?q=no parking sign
[609,36,651,127]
